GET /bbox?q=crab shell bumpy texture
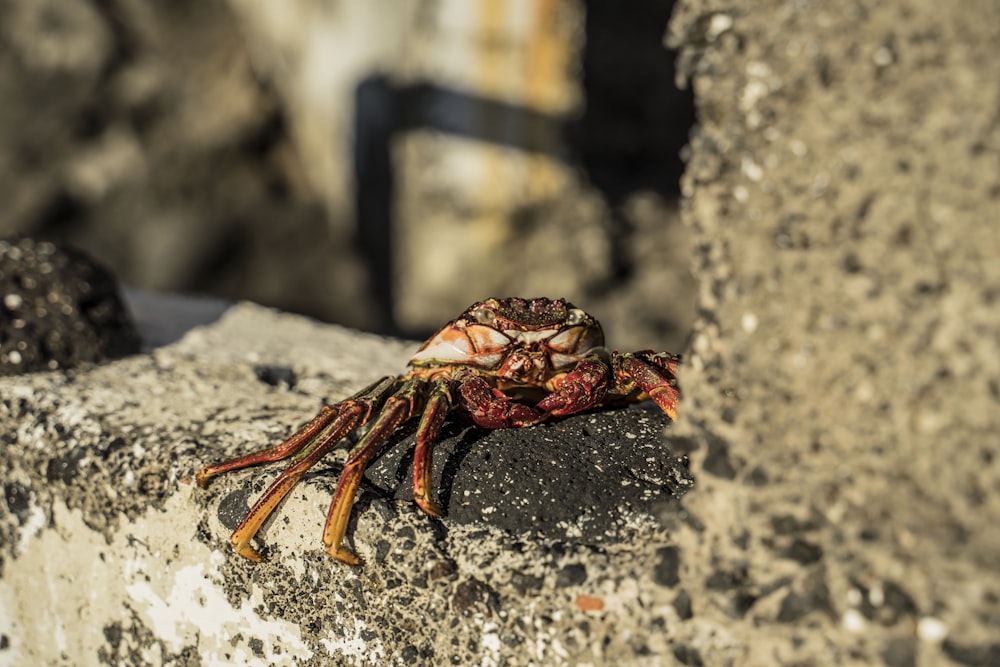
[408,297,607,385]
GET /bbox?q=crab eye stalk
[565,308,586,326]
[473,307,496,325]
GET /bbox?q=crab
[196,297,681,564]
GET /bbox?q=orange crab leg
[204,377,397,561]
[412,377,452,517]
[195,377,396,487]
[196,406,336,488]
[322,380,425,564]
[229,416,352,561]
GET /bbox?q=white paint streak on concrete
[1,485,313,665]
[125,561,311,666]
[0,592,21,667]
[320,616,385,662]
[15,504,46,557]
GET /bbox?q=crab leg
[196,407,335,487]
[614,351,681,421]
[412,377,453,517]
[323,379,425,564]
[195,377,395,487]
[221,377,397,561]
[229,419,350,561]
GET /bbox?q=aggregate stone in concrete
[0,302,695,666]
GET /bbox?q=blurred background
[0,0,696,351]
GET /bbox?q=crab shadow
[251,403,695,551]
[296,418,488,515]
[387,420,492,513]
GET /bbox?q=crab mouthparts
[502,329,557,344]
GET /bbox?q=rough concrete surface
[1,303,694,666]
[660,0,1000,665]
[3,0,1000,665]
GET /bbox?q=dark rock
[701,432,737,479]
[654,545,681,586]
[452,578,496,614]
[2,482,31,523]
[770,514,818,536]
[705,566,747,592]
[854,579,919,626]
[45,447,89,485]
[880,636,916,667]
[509,570,544,595]
[0,237,139,375]
[672,643,704,667]
[673,589,693,620]
[253,364,297,389]
[780,539,823,565]
[363,404,694,544]
[218,488,256,531]
[776,591,811,623]
[555,563,588,588]
[941,640,1000,667]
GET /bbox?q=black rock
[362,403,694,543]
[0,237,140,375]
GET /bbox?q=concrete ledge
[1,302,693,666]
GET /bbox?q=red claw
[459,374,543,428]
[536,358,610,417]
[613,352,681,421]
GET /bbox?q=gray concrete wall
[664,0,1000,664]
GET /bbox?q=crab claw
[613,351,681,421]
[459,374,543,428]
[535,357,610,417]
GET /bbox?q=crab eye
[473,307,496,325]
[565,308,586,326]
